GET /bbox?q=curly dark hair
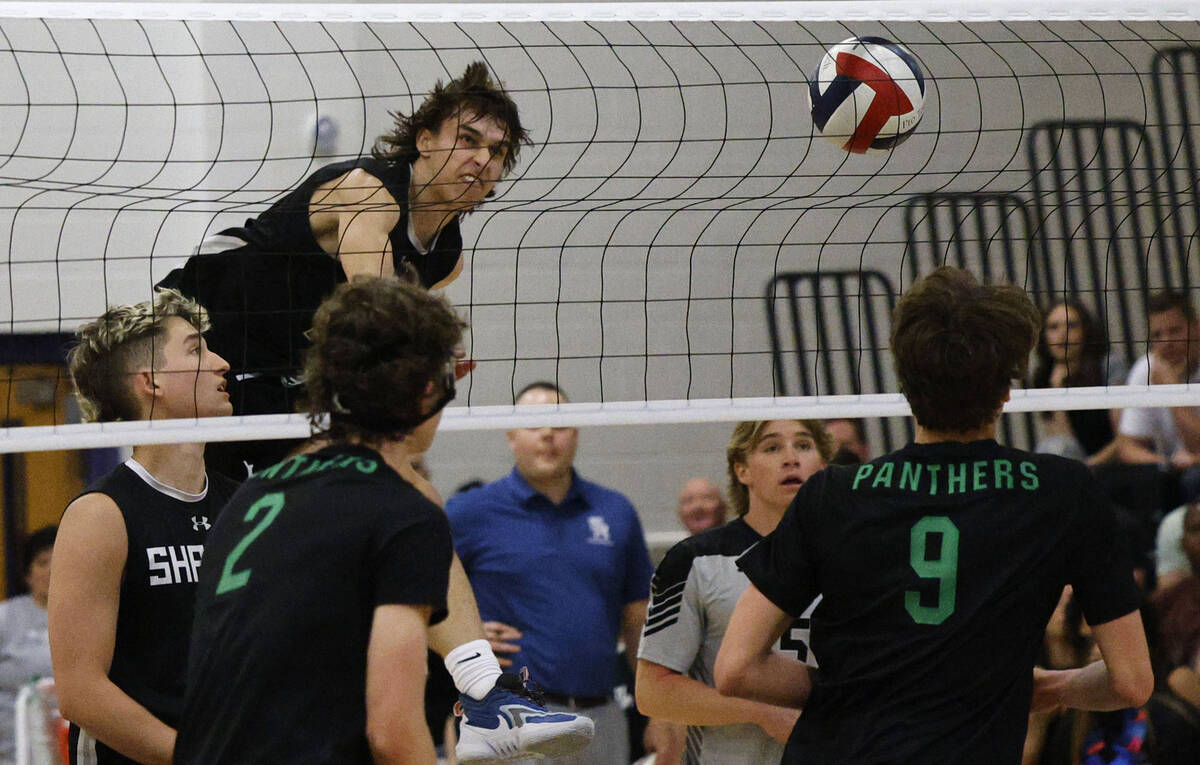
[891,267,1041,434]
[302,276,466,445]
[373,61,530,176]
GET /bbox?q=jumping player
[174,277,591,764]
[715,266,1154,764]
[159,59,529,478]
[162,62,586,760]
[49,289,240,765]
[637,420,831,764]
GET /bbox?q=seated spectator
[822,418,870,464]
[1029,299,1123,464]
[1023,585,1153,765]
[0,526,57,765]
[676,477,728,536]
[1146,502,1200,764]
[1156,504,1192,591]
[1114,290,1200,499]
[1151,503,1200,687]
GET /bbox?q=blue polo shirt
[446,468,654,697]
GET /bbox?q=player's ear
[733,461,750,486]
[134,368,160,399]
[416,128,434,159]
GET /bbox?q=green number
[215,492,285,595]
[904,515,959,625]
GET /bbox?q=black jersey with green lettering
[174,444,452,765]
[738,439,1141,765]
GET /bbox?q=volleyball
[809,36,926,154]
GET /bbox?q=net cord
[0,384,1196,453]
[0,1,1197,23]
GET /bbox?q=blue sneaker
[455,670,595,763]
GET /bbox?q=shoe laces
[454,666,547,719]
[503,666,546,708]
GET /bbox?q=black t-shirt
[174,445,453,765]
[738,439,1142,765]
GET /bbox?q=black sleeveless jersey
[158,157,463,379]
[67,461,239,765]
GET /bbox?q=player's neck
[743,501,786,537]
[132,442,207,494]
[374,439,425,484]
[409,167,464,246]
[914,422,998,444]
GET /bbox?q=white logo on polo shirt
[586,516,612,546]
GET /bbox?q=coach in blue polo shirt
[446,381,654,765]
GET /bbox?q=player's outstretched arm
[365,603,438,765]
[1033,610,1153,712]
[637,660,799,743]
[49,494,176,765]
[714,585,811,709]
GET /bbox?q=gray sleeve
[0,600,27,691]
[638,546,704,674]
[1156,505,1188,579]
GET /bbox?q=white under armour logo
[191,516,211,531]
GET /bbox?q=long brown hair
[372,61,530,176]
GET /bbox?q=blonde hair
[68,289,209,423]
[725,419,833,516]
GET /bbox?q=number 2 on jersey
[905,515,959,625]
[216,492,285,595]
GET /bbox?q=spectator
[1146,502,1200,764]
[1030,299,1123,464]
[676,478,727,536]
[823,418,870,464]
[446,381,655,765]
[0,526,57,765]
[1155,504,1192,591]
[1114,290,1200,501]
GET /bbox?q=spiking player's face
[736,420,826,514]
[145,316,232,420]
[416,111,510,212]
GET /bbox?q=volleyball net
[1,1,1199,452]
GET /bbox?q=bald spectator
[676,478,728,536]
[824,418,871,465]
